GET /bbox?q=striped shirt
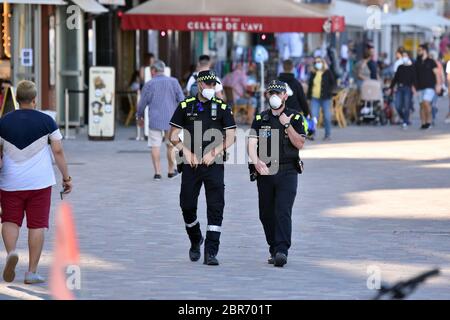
[137,74,185,131]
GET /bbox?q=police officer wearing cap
[169,70,236,266]
[248,80,307,267]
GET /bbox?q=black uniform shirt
[250,108,306,165]
[170,96,236,156]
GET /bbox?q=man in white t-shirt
[186,55,223,99]
[0,80,72,285]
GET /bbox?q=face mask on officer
[268,92,286,110]
[199,82,216,100]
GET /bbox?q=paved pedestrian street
[0,108,449,300]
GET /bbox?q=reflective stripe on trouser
[183,211,202,243]
[256,168,298,256]
[180,164,225,254]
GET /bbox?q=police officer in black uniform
[248,80,307,267]
[169,70,236,266]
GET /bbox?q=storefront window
[12,4,36,83]
[0,2,11,80]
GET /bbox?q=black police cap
[196,70,220,84]
[267,80,287,93]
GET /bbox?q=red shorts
[1,187,52,229]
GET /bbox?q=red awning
[122,0,345,33]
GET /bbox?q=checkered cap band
[267,83,287,92]
[197,74,217,82]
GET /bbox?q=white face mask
[201,88,215,100]
[269,94,283,110]
[315,63,323,70]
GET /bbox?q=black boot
[274,253,287,267]
[203,251,219,266]
[189,237,204,262]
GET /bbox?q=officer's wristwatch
[283,122,291,129]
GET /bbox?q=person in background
[389,52,417,129]
[186,55,224,99]
[136,60,185,181]
[415,44,441,130]
[129,71,141,93]
[366,45,379,80]
[222,62,258,121]
[340,42,349,73]
[307,56,335,141]
[139,53,155,85]
[429,50,445,126]
[222,62,248,104]
[446,59,450,124]
[278,59,310,116]
[0,80,12,109]
[378,52,391,78]
[245,62,259,122]
[393,47,406,73]
[355,51,372,90]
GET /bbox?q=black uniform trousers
[256,168,298,256]
[180,163,225,255]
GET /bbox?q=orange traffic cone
[49,202,80,300]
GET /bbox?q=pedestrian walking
[429,50,445,126]
[446,59,450,124]
[278,59,310,116]
[136,60,185,181]
[393,47,405,74]
[389,53,417,129]
[248,80,306,267]
[415,44,441,129]
[307,57,335,140]
[0,80,72,284]
[168,70,236,266]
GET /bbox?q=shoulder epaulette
[181,97,196,109]
[293,113,309,132]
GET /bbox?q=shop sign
[186,17,263,32]
[88,67,115,139]
[20,48,33,67]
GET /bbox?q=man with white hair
[137,60,185,180]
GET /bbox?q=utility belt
[272,160,303,173]
[176,149,229,174]
[249,158,304,181]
